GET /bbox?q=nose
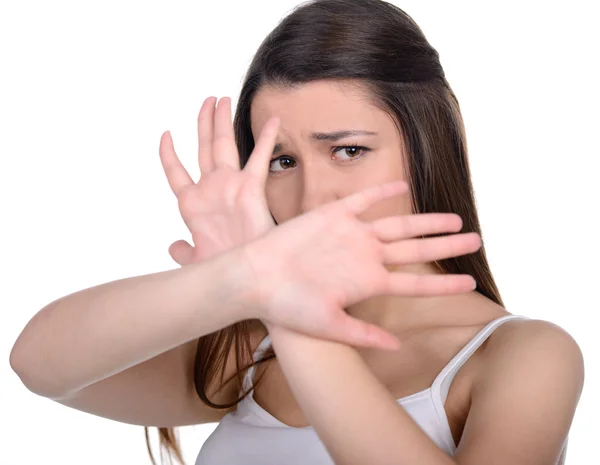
[298,167,340,215]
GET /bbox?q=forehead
[250,80,386,135]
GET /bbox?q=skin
[245,80,583,464]
[251,79,507,337]
[10,70,582,464]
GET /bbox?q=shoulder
[484,318,583,365]
[478,317,584,396]
[456,318,584,461]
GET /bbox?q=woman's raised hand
[159,96,280,263]
[159,96,481,351]
[240,181,481,351]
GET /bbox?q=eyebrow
[272,130,378,156]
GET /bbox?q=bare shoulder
[457,318,584,462]
[479,318,584,391]
[484,318,583,360]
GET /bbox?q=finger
[323,313,402,351]
[380,272,477,297]
[198,96,218,174]
[168,240,195,267]
[213,97,241,170]
[340,180,409,216]
[159,131,194,197]
[382,232,481,265]
[371,213,463,242]
[243,116,281,186]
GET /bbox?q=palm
[241,181,481,350]
[159,97,482,351]
[159,97,279,263]
[177,168,274,261]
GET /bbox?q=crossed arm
[159,97,584,464]
[265,319,584,465]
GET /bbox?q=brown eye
[332,145,370,161]
[343,146,361,157]
[269,156,296,173]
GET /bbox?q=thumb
[326,313,402,351]
[168,240,196,267]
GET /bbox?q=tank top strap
[432,314,529,406]
[241,333,273,394]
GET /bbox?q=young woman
[10,1,583,464]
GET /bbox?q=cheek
[265,184,290,223]
[352,154,411,221]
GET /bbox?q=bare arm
[52,319,267,427]
[9,247,255,401]
[455,320,583,465]
[266,323,455,465]
[266,320,583,465]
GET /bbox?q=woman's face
[250,79,413,225]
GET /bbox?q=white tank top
[196,314,566,464]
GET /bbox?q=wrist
[218,245,269,323]
[234,239,284,323]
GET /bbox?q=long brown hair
[145,0,504,463]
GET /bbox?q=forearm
[266,324,455,465]
[10,247,256,398]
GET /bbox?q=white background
[1,1,598,464]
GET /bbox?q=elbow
[9,341,23,378]
[9,341,38,394]
[10,339,40,395]
[9,331,30,382]
[10,303,69,399]
[9,337,67,399]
